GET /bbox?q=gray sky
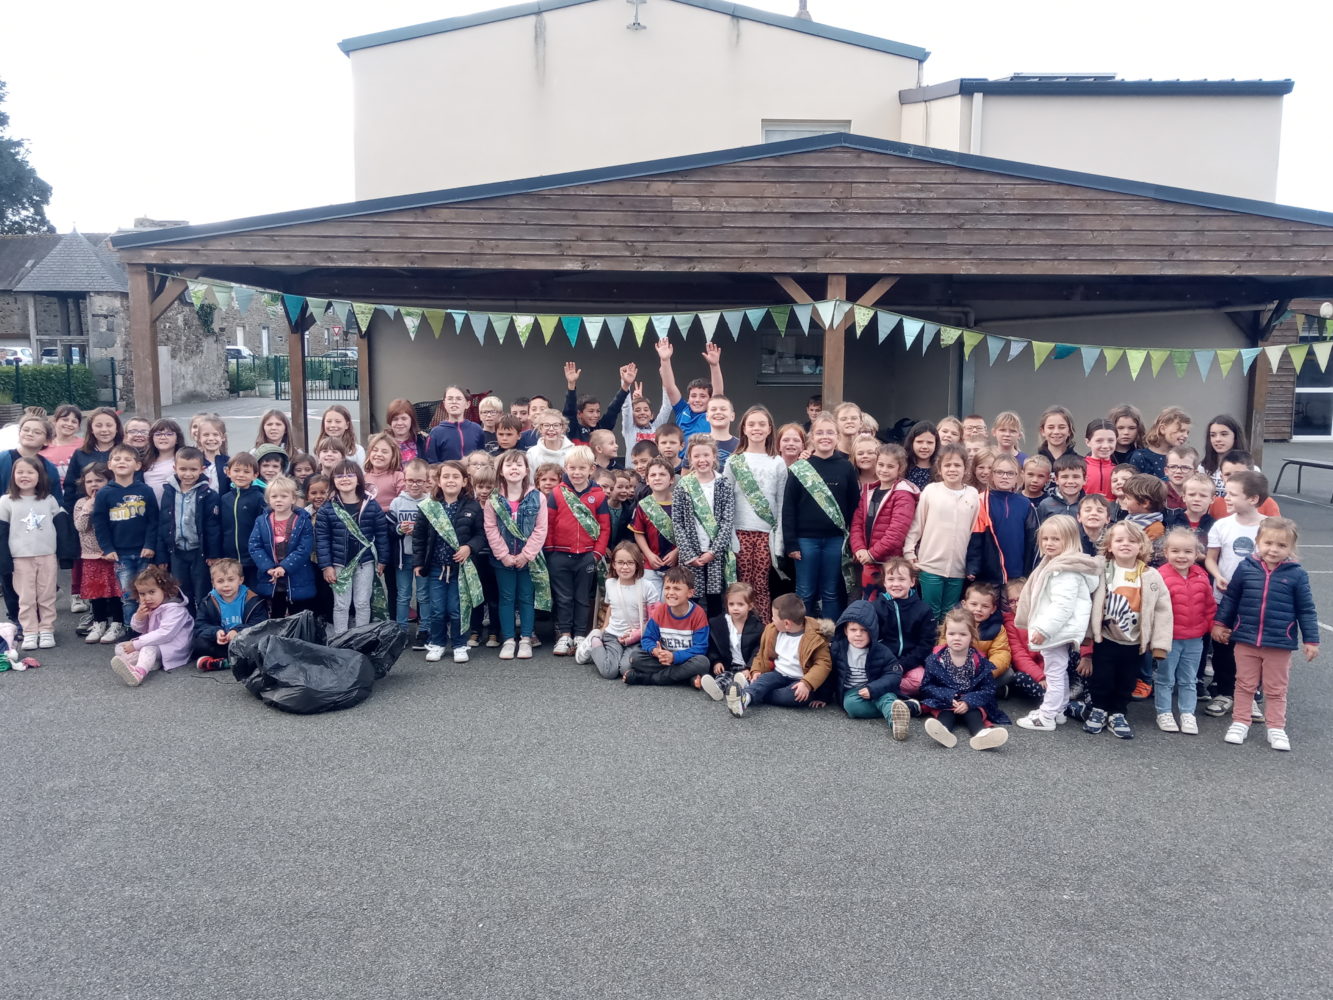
[3,0,1329,232]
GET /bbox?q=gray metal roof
[12,231,128,294]
[339,0,930,61]
[0,235,63,292]
[900,77,1294,103]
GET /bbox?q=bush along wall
[0,365,98,410]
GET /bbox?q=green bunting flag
[939,326,962,348]
[1126,349,1147,380]
[1215,348,1237,377]
[854,305,875,337]
[421,309,444,338]
[306,297,328,318]
[1288,343,1310,372]
[352,302,375,334]
[962,330,983,359]
[401,307,422,341]
[213,286,232,311]
[561,316,581,347]
[1148,349,1170,377]
[1172,349,1192,378]
[1031,341,1055,369]
[769,305,791,333]
[188,281,208,308]
[538,315,558,345]
[514,315,535,347]
[629,315,649,346]
[1103,347,1124,374]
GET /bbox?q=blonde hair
[937,415,963,440]
[1145,406,1192,450]
[1037,514,1082,559]
[264,474,298,498]
[1100,521,1151,563]
[564,445,595,468]
[478,394,504,414]
[992,410,1025,442]
[365,432,403,473]
[1163,525,1204,558]
[1256,516,1299,548]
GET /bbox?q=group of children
[0,378,1318,750]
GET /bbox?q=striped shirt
[641,601,709,664]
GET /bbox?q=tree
[0,79,54,235]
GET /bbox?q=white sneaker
[553,635,573,657]
[498,639,516,661]
[84,621,107,644]
[574,632,596,664]
[1224,722,1249,745]
[1016,711,1056,732]
[38,631,54,649]
[924,717,957,748]
[69,596,89,613]
[453,646,469,664]
[1267,728,1291,751]
[424,645,445,662]
[1156,712,1180,733]
[1179,713,1199,735]
[517,639,533,659]
[100,622,127,645]
[21,634,37,651]
[699,674,724,701]
[528,634,542,647]
[969,726,1009,751]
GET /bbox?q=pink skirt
[79,558,121,600]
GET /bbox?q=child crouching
[919,607,1010,750]
[110,566,195,686]
[832,599,909,739]
[193,558,270,672]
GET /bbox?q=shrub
[0,364,98,410]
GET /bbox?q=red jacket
[544,478,612,557]
[1161,562,1217,639]
[1084,456,1114,499]
[850,479,919,587]
[1002,611,1046,683]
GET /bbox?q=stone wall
[0,293,69,345]
[205,296,357,358]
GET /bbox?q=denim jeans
[171,548,209,616]
[1155,636,1203,715]
[795,535,844,620]
[115,554,148,626]
[428,573,464,650]
[746,669,811,709]
[395,565,434,627]
[492,559,535,641]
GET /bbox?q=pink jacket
[130,597,196,670]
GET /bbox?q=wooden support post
[289,305,309,453]
[358,330,373,438]
[1247,354,1269,468]
[822,275,847,404]
[126,264,161,418]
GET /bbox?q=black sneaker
[75,612,96,636]
[903,698,922,718]
[996,684,1011,700]
[1083,707,1108,734]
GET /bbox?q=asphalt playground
[4,453,1333,999]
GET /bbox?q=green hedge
[228,365,258,393]
[0,365,98,410]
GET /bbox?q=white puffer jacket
[1018,551,1100,650]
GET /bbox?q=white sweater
[724,451,787,556]
[903,482,979,578]
[526,438,574,469]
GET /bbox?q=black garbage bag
[327,620,408,679]
[229,611,325,682]
[240,634,376,714]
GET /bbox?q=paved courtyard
[4,442,1333,998]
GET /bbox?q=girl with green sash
[670,434,736,617]
[413,461,484,663]
[724,405,786,622]
[482,450,549,661]
[631,457,678,603]
[316,460,390,636]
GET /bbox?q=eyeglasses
[406,478,431,486]
[334,472,357,479]
[991,470,1018,478]
[1165,464,1194,473]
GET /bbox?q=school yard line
[1321,622,1333,635]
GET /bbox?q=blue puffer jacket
[316,497,390,568]
[249,507,316,600]
[831,600,902,697]
[1214,555,1318,651]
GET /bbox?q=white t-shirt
[726,617,745,670]
[1208,515,1260,598]
[774,630,803,679]
[603,579,648,639]
[693,476,716,552]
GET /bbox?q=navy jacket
[563,387,629,444]
[919,647,1010,724]
[62,448,111,511]
[249,507,317,600]
[0,449,61,500]
[872,590,936,670]
[413,497,483,576]
[425,420,486,463]
[158,480,222,559]
[92,480,159,557]
[1214,555,1318,651]
[316,497,390,568]
[966,490,1037,586]
[219,485,267,568]
[193,588,269,647]
[706,610,764,672]
[832,601,903,697]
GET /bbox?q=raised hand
[702,342,722,366]
[564,361,581,389]
[655,338,673,360]
[619,362,637,390]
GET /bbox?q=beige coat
[1088,561,1174,658]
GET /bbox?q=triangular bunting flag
[234,287,255,313]
[1081,347,1101,376]
[744,308,767,331]
[1007,339,1028,361]
[939,326,962,348]
[1126,349,1147,380]
[1195,350,1214,381]
[513,315,535,347]
[1313,341,1333,372]
[583,317,603,347]
[813,300,836,330]
[561,316,581,348]
[490,314,511,344]
[380,305,399,320]
[900,317,922,351]
[1215,348,1238,377]
[448,310,467,336]
[1172,350,1192,378]
[352,302,375,334]
[673,314,695,339]
[1031,342,1056,369]
[1103,348,1124,374]
[769,305,791,333]
[650,315,673,340]
[877,312,900,345]
[188,281,208,308]
[1264,344,1286,373]
[1052,344,1078,361]
[792,303,814,334]
[629,315,650,346]
[212,286,232,311]
[697,312,721,342]
[1288,343,1310,372]
[832,299,852,327]
[854,305,875,337]
[538,315,559,345]
[282,294,306,327]
[605,316,626,347]
[920,324,939,354]
[306,297,328,318]
[962,330,983,359]
[722,311,744,341]
[1149,349,1171,377]
[400,307,422,341]
[469,312,489,344]
[986,335,1006,365]
[1239,347,1261,374]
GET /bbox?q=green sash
[789,459,847,533]
[637,497,675,544]
[489,492,552,612]
[680,474,737,585]
[728,453,776,528]
[331,502,388,620]
[419,498,486,626]
[559,484,602,541]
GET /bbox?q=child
[833,401,864,456]
[526,410,574,469]
[962,414,988,443]
[63,406,122,511]
[724,404,786,622]
[363,432,405,502]
[1212,517,1318,751]
[0,456,76,649]
[851,435,880,488]
[1078,521,1173,739]
[142,419,185,503]
[41,404,83,488]
[109,566,195,686]
[918,607,1010,750]
[484,449,549,661]
[1036,454,1086,522]
[1076,493,1112,556]
[873,557,936,703]
[1083,419,1117,499]
[831,599,909,739]
[629,440,660,484]
[1130,406,1191,480]
[1155,527,1217,734]
[414,460,482,662]
[196,415,231,495]
[92,443,159,627]
[1207,451,1281,521]
[304,473,333,622]
[466,466,500,648]
[1120,473,1167,564]
[783,412,858,621]
[1170,472,1215,543]
[1012,515,1099,731]
[123,415,152,468]
[671,434,736,619]
[1203,470,1269,719]
[999,577,1051,701]
[903,420,938,490]
[193,558,270,672]
[700,581,763,700]
[724,592,831,715]
[588,429,621,472]
[319,460,389,637]
[968,447,995,491]
[624,565,710,686]
[385,397,429,465]
[631,457,677,603]
[290,452,315,489]
[1110,463,1137,513]
[850,443,918,598]
[777,423,807,466]
[315,436,348,477]
[656,338,724,441]
[579,541,650,678]
[320,404,366,465]
[967,454,1036,587]
[388,459,433,646]
[72,463,124,644]
[253,409,295,459]
[1164,445,1200,510]
[219,453,266,586]
[904,442,979,619]
[494,415,523,454]
[1107,404,1145,465]
[991,410,1027,467]
[248,475,315,619]
[1036,405,1078,464]
[304,474,331,514]
[478,395,505,453]
[157,446,221,612]
[653,423,684,473]
[621,383,668,447]
[1019,455,1051,508]
[534,463,562,496]
[253,444,289,488]
[936,416,963,445]
[1201,415,1248,496]
[561,362,633,445]
[962,581,1012,684]
[545,446,611,655]
[606,469,638,547]
[706,396,740,467]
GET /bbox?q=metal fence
[227,355,359,401]
[0,361,108,410]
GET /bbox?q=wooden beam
[126,264,161,418]
[822,275,848,404]
[773,275,814,305]
[149,268,201,324]
[856,276,899,307]
[1247,357,1269,467]
[357,329,372,439]
[288,305,309,453]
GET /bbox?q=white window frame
[762,119,851,143]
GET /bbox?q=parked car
[0,347,31,366]
[323,349,359,362]
[40,347,81,365]
[225,345,256,361]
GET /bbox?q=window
[1293,314,1333,437]
[758,331,823,385]
[762,119,851,143]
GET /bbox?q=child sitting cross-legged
[831,599,909,739]
[623,565,711,686]
[725,592,833,717]
[919,607,1010,750]
[699,580,764,701]
[579,541,652,679]
[194,558,270,672]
